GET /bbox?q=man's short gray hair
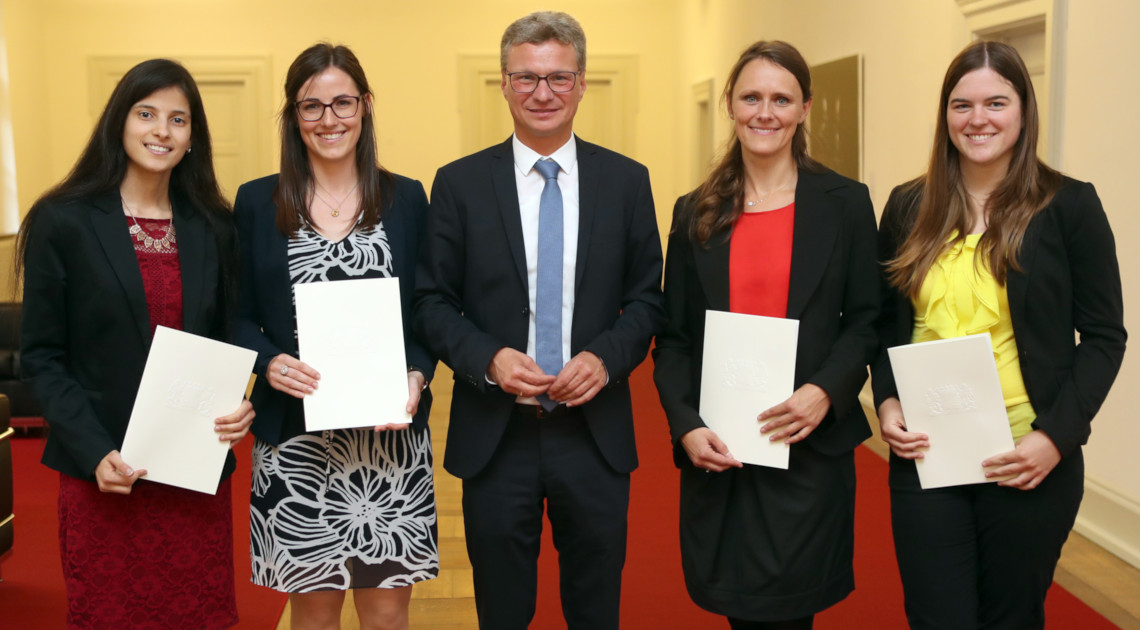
[500,11,586,72]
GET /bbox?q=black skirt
[679,444,856,621]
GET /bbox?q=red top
[128,216,183,335]
[729,203,795,317]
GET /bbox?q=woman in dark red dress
[653,41,879,629]
[16,59,253,629]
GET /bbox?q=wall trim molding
[1074,474,1140,570]
[956,0,1047,19]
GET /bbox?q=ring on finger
[280,365,289,376]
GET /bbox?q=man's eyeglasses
[295,96,362,121]
[505,71,580,94]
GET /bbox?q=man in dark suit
[414,10,664,629]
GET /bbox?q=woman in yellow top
[872,40,1126,629]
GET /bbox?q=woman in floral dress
[233,43,437,629]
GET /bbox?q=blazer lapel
[173,194,206,334]
[574,137,598,289]
[267,223,295,353]
[90,192,151,344]
[490,138,528,287]
[382,193,406,277]
[786,171,840,319]
[1006,198,1046,326]
[692,210,732,312]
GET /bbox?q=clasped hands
[682,383,831,472]
[877,396,1061,490]
[267,353,423,433]
[95,398,255,494]
[489,347,606,407]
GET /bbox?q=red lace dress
[56,217,238,629]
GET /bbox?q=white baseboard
[1074,475,1140,571]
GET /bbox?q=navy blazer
[21,191,236,480]
[652,168,879,465]
[233,173,435,445]
[872,178,1127,457]
[413,136,665,479]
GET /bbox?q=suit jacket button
[521,307,529,315]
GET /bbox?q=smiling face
[121,86,191,179]
[946,67,1022,173]
[296,66,368,167]
[729,58,811,164]
[502,40,584,155]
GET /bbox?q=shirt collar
[512,133,577,176]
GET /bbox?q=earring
[187,147,192,154]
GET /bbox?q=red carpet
[0,431,286,629]
[530,365,1117,629]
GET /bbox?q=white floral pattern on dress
[251,428,438,592]
[288,224,393,285]
[251,439,275,497]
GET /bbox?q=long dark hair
[15,59,237,326]
[688,40,824,246]
[274,43,394,235]
[887,40,1062,296]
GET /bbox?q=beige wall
[1059,0,1140,564]
[0,0,682,237]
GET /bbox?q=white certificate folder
[294,277,410,432]
[120,326,257,494]
[888,333,1015,489]
[699,310,798,470]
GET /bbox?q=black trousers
[889,450,1084,630]
[728,615,814,629]
[461,407,630,630]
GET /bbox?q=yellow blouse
[912,233,1035,440]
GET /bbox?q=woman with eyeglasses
[233,43,437,629]
[17,59,251,629]
[873,41,1125,628]
[653,41,878,629]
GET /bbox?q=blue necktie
[534,158,563,411]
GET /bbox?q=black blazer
[21,191,235,480]
[653,168,879,465]
[413,136,665,479]
[233,173,435,446]
[872,178,1127,457]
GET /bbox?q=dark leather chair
[0,393,14,577]
[0,302,42,428]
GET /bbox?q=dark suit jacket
[413,136,666,479]
[653,168,879,464]
[233,173,435,446]
[21,191,235,480]
[872,178,1127,457]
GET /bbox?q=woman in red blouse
[653,41,879,629]
[16,59,253,629]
